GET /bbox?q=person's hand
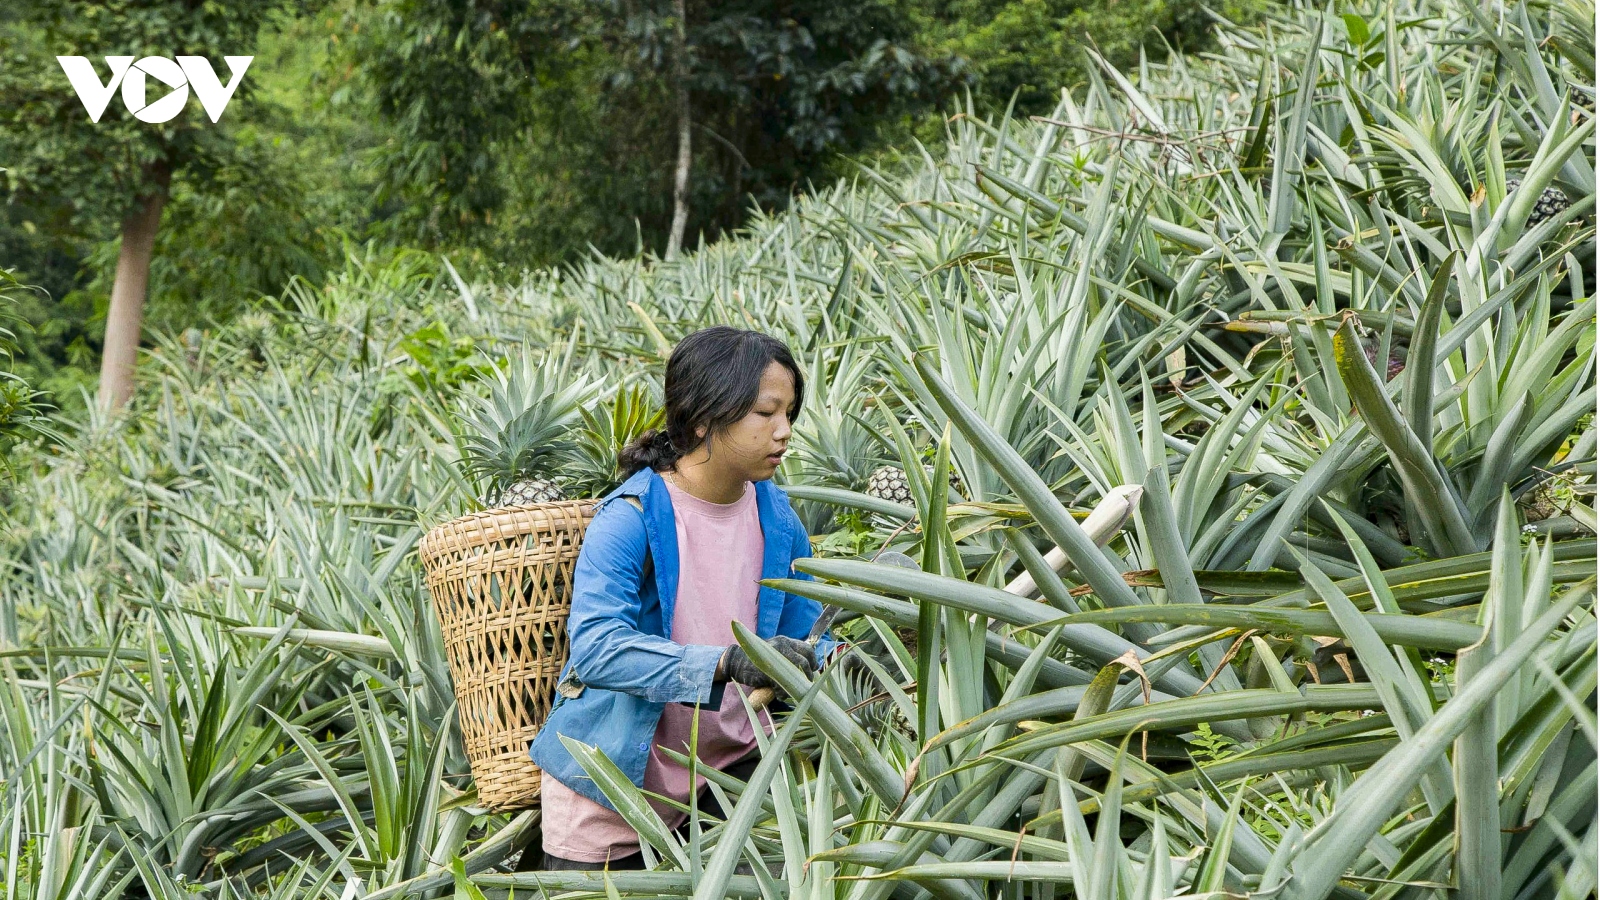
[832,647,871,680]
[719,636,818,686]
[717,644,772,689]
[766,635,818,676]
[827,644,909,692]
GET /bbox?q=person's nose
[773,414,792,442]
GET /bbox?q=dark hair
[619,326,805,475]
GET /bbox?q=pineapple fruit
[460,355,598,509]
[1362,340,1407,381]
[1505,176,1573,227]
[1570,85,1594,114]
[864,463,965,504]
[865,464,914,504]
[493,475,568,508]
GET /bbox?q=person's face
[697,362,796,483]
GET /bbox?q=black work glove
[719,635,817,687]
[834,647,872,680]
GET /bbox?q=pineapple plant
[787,345,885,495]
[231,309,278,365]
[2,1,1595,895]
[567,381,664,497]
[459,353,599,509]
[835,649,918,744]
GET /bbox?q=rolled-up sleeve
[566,500,725,705]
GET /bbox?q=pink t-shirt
[540,479,774,863]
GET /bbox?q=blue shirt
[527,466,835,811]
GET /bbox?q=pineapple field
[1,0,1596,897]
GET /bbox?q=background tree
[665,0,690,258]
[0,0,300,411]
[0,0,1267,410]
[612,0,970,252]
[343,0,968,259]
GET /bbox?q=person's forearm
[570,619,724,704]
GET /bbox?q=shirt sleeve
[565,499,725,705]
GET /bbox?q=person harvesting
[527,325,841,870]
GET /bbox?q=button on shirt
[540,479,772,863]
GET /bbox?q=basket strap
[557,492,653,703]
[622,495,655,583]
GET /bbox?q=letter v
[176,56,253,123]
[57,56,133,123]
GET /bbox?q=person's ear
[695,424,707,440]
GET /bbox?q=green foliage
[0,0,1266,403]
[0,0,297,229]
[0,1,372,411]
[384,319,505,398]
[338,0,564,249]
[0,1,1595,897]
[1188,720,1239,762]
[0,267,51,462]
[339,0,970,255]
[919,0,1273,111]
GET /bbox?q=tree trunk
[664,0,691,260]
[98,163,170,413]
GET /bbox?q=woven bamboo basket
[419,499,596,811]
